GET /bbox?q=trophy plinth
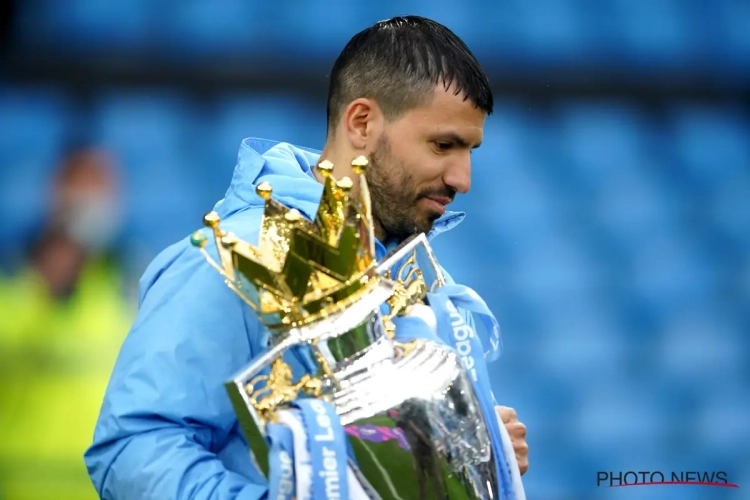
[192,157,501,499]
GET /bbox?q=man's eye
[435,142,452,151]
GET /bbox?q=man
[85,16,528,499]
[0,146,132,499]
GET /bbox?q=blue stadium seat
[707,0,750,75]
[692,382,750,457]
[503,230,605,323]
[592,168,688,255]
[152,0,266,56]
[88,90,205,256]
[471,155,563,238]
[607,0,697,68]
[628,230,721,314]
[15,0,150,50]
[707,170,750,249]
[0,86,70,177]
[668,105,750,247]
[553,100,693,255]
[668,104,750,189]
[511,0,591,64]
[554,100,655,189]
[656,307,744,394]
[532,302,631,381]
[90,90,198,168]
[0,86,72,238]
[572,380,670,454]
[740,260,750,304]
[561,0,626,63]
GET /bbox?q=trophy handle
[377,233,446,336]
[224,337,298,477]
[377,233,446,292]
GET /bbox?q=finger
[514,440,529,456]
[517,456,529,476]
[496,405,517,423]
[506,422,527,439]
[515,442,529,475]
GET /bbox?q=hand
[496,406,528,475]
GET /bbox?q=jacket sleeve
[84,242,268,500]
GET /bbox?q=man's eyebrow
[434,132,482,149]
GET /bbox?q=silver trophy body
[225,234,500,499]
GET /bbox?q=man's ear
[342,98,383,150]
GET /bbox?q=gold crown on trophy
[190,156,380,330]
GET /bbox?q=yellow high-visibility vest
[0,259,134,500]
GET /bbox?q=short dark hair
[326,16,493,134]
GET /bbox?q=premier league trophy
[190,157,509,499]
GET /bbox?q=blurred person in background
[85,16,527,499]
[0,146,134,499]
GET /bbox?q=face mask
[60,193,122,252]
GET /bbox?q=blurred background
[0,1,748,499]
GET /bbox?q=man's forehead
[405,91,485,141]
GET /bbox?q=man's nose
[443,157,471,194]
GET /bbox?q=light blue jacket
[85,138,473,499]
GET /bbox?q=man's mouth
[426,195,452,206]
[421,196,451,214]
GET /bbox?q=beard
[365,134,446,242]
